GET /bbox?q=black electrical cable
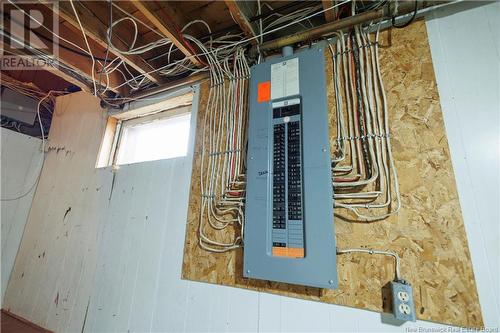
[350,32,372,178]
[391,0,418,29]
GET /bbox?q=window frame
[95,88,196,169]
[111,106,192,166]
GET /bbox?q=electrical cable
[97,0,113,94]
[391,0,418,29]
[336,247,402,281]
[69,0,97,95]
[3,0,151,96]
[198,48,249,252]
[0,33,97,93]
[5,0,350,97]
[328,1,401,221]
[109,0,351,92]
[0,90,63,201]
[260,3,322,33]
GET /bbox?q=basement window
[96,105,192,168]
[116,110,191,165]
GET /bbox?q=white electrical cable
[328,4,401,221]
[0,90,63,201]
[106,17,172,55]
[262,4,322,33]
[109,0,351,91]
[69,0,97,96]
[198,47,249,252]
[336,247,402,281]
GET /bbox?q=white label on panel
[271,58,299,100]
[272,98,301,109]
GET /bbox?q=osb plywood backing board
[182,21,483,328]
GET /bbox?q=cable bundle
[98,0,349,98]
[329,24,401,222]
[104,3,250,95]
[259,3,322,34]
[198,48,250,252]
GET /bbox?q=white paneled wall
[2,92,113,331]
[3,3,500,332]
[426,1,500,329]
[1,129,42,306]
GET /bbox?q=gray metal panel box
[1,88,38,125]
[244,47,338,289]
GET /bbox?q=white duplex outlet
[391,280,416,322]
[397,291,409,302]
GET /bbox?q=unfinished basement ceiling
[1,0,432,140]
[1,0,392,100]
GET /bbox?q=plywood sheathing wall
[182,21,483,328]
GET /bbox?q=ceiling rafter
[224,0,258,46]
[2,15,127,96]
[322,0,338,22]
[49,1,162,85]
[130,0,204,68]
[1,41,90,93]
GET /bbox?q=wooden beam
[51,1,162,85]
[1,43,90,93]
[224,0,258,46]
[2,14,127,95]
[0,70,82,96]
[1,67,89,93]
[322,0,338,22]
[130,0,203,68]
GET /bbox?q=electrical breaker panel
[244,47,338,289]
[271,99,305,257]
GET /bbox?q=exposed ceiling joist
[322,0,338,22]
[52,1,162,85]
[0,46,90,93]
[2,16,128,96]
[130,0,204,68]
[224,0,258,46]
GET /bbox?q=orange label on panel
[287,248,304,258]
[257,81,271,103]
[272,247,288,257]
[272,247,304,258]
